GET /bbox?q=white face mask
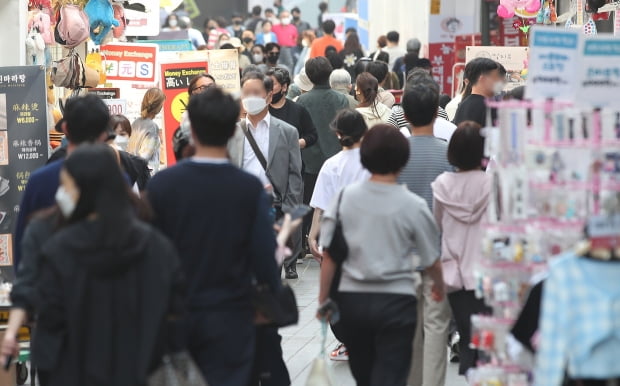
[493,81,504,96]
[55,186,76,218]
[242,96,268,115]
[168,19,178,27]
[281,17,291,25]
[114,135,129,150]
[253,53,264,63]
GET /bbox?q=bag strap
[335,188,345,222]
[319,318,328,356]
[240,120,283,201]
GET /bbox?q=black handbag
[252,283,299,328]
[326,189,348,265]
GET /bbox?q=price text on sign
[102,99,127,116]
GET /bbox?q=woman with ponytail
[355,72,391,128]
[127,88,165,173]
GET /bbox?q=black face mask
[293,15,300,21]
[243,37,254,44]
[233,20,242,25]
[267,53,280,63]
[271,89,285,104]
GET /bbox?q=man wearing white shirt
[243,112,271,187]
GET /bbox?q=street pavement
[282,258,468,386]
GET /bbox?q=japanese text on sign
[163,68,205,90]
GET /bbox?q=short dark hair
[463,57,500,97]
[305,57,333,86]
[402,85,439,127]
[404,52,420,75]
[326,51,344,70]
[188,72,216,95]
[109,114,132,137]
[448,121,485,171]
[412,58,432,71]
[322,20,336,35]
[319,2,328,12]
[332,109,368,147]
[291,7,301,14]
[361,124,410,174]
[187,87,240,147]
[264,8,274,14]
[386,31,399,43]
[375,51,389,65]
[64,94,110,144]
[367,61,388,83]
[405,68,439,93]
[266,67,291,87]
[241,70,274,93]
[252,5,262,16]
[265,42,281,52]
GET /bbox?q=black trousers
[447,290,492,375]
[302,172,318,249]
[250,326,291,386]
[338,292,417,386]
[187,309,256,386]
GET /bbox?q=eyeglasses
[191,84,214,95]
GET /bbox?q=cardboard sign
[0,66,48,277]
[578,36,620,108]
[101,43,159,84]
[206,49,240,94]
[526,27,581,101]
[160,61,208,166]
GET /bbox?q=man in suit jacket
[228,71,303,275]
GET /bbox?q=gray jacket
[228,116,303,212]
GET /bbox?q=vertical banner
[578,36,620,107]
[160,61,208,166]
[207,49,241,94]
[0,66,48,275]
[526,27,581,101]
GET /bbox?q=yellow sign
[431,0,441,15]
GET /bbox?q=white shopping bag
[305,319,333,386]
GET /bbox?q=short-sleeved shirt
[320,181,440,296]
[310,148,370,211]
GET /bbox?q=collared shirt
[243,113,271,186]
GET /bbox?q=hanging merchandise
[498,0,543,19]
[111,2,127,40]
[25,26,46,65]
[84,0,120,46]
[85,49,106,85]
[51,49,99,89]
[54,3,90,48]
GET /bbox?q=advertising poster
[577,36,620,107]
[160,61,208,166]
[101,43,159,84]
[124,0,161,37]
[137,40,194,52]
[323,13,359,44]
[207,49,241,94]
[526,27,581,101]
[0,66,48,277]
[429,42,456,95]
[466,46,529,91]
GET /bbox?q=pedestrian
[272,10,298,70]
[393,38,421,87]
[369,35,387,62]
[339,32,364,81]
[256,20,278,45]
[264,42,292,73]
[252,44,266,65]
[355,72,392,128]
[307,109,370,362]
[245,5,263,34]
[318,124,445,386]
[162,13,181,31]
[309,20,343,58]
[431,121,493,376]
[127,88,165,174]
[206,17,230,50]
[296,57,349,262]
[398,84,454,386]
[227,12,245,39]
[367,60,396,108]
[293,30,316,76]
[228,70,303,278]
[291,7,312,36]
[388,69,455,141]
[109,114,132,152]
[8,144,183,386]
[317,2,328,33]
[147,87,282,385]
[384,31,406,70]
[329,69,359,108]
[453,58,506,126]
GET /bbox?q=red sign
[101,43,158,83]
[160,61,208,166]
[429,42,455,96]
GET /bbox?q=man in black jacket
[147,87,281,386]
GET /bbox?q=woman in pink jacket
[431,121,492,376]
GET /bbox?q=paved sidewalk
[282,258,468,386]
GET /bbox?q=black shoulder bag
[326,189,349,298]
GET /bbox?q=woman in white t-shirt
[308,109,370,362]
